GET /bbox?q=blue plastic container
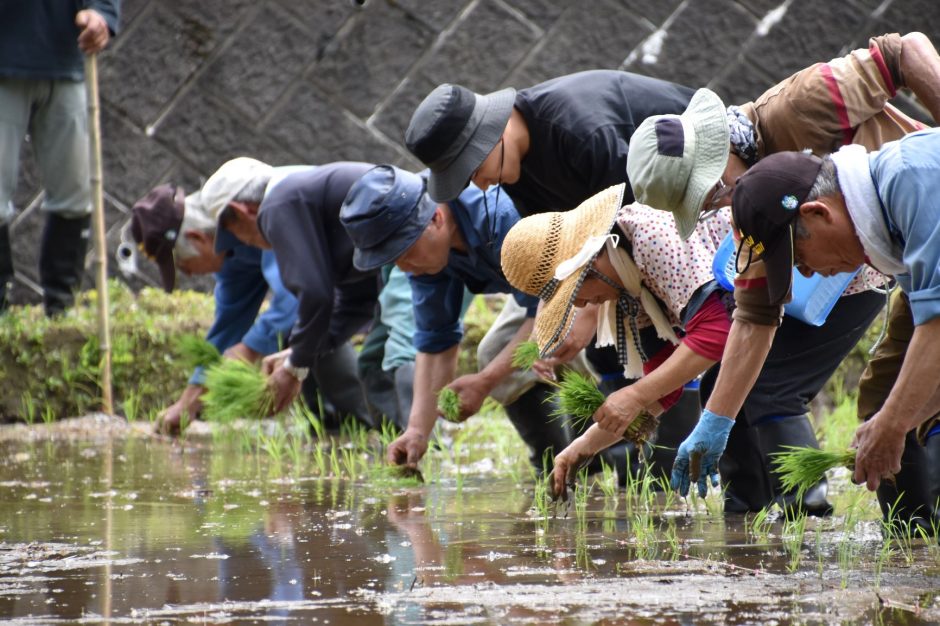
[712,233,859,326]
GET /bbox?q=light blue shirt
[870,129,940,325]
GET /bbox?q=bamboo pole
[84,53,113,415]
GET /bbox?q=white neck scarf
[831,144,906,275]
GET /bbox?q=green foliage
[437,387,461,423]
[175,334,221,370]
[0,280,214,421]
[553,371,659,445]
[771,445,856,495]
[201,359,274,423]
[511,340,541,371]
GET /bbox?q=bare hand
[549,443,595,501]
[267,365,302,414]
[261,348,291,375]
[593,387,644,437]
[447,374,490,421]
[75,9,110,54]
[548,304,598,364]
[155,385,203,436]
[852,415,905,491]
[387,429,429,467]
[223,342,262,364]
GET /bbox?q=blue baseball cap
[340,165,438,271]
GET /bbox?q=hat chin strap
[554,234,619,281]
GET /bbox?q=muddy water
[1,418,939,625]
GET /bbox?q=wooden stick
[84,53,113,415]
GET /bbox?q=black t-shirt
[507,70,696,216]
[257,162,379,366]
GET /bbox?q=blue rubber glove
[670,409,735,498]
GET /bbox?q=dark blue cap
[340,165,438,271]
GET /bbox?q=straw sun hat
[501,183,625,358]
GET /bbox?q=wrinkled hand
[549,443,595,501]
[155,385,203,436]
[447,374,489,421]
[593,387,644,437]
[75,9,110,54]
[267,364,302,414]
[546,304,598,364]
[531,357,560,382]
[387,429,429,467]
[223,342,262,364]
[670,410,734,497]
[261,348,291,376]
[851,414,905,491]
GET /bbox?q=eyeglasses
[699,177,733,222]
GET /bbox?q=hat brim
[427,88,516,203]
[531,185,625,358]
[673,89,730,240]
[352,193,438,271]
[156,250,176,292]
[760,225,796,306]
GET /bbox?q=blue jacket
[870,129,940,326]
[0,1,122,81]
[190,246,298,386]
[410,185,538,353]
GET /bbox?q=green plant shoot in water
[437,387,461,423]
[511,340,541,371]
[202,359,275,423]
[771,446,856,495]
[175,334,222,370]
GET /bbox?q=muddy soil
[1,416,938,625]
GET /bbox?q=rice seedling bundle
[771,445,856,494]
[511,340,541,371]
[175,334,221,370]
[437,387,462,423]
[552,371,659,445]
[202,359,275,423]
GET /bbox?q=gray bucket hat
[405,83,516,203]
[627,88,730,240]
[340,165,438,271]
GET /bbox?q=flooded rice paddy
[1,414,939,625]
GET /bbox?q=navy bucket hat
[340,165,438,271]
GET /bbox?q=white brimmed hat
[627,88,730,240]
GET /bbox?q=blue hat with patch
[340,165,438,271]
[731,151,823,306]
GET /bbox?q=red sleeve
[681,291,732,361]
[642,343,683,412]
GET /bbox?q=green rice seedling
[663,519,681,561]
[341,446,360,479]
[883,497,917,566]
[20,392,37,425]
[368,463,425,487]
[748,506,774,542]
[286,430,305,468]
[175,334,221,370]
[531,471,551,520]
[553,371,659,446]
[771,446,856,496]
[598,457,618,501]
[329,443,341,478]
[511,340,541,371]
[312,440,327,476]
[40,403,55,425]
[202,359,275,423]
[258,425,288,465]
[782,512,808,572]
[122,390,141,422]
[378,419,398,451]
[437,387,462,423]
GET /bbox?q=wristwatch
[282,356,309,382]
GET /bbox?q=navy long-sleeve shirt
[257,162,379,368]
[410,184,538,353]
[0,1,122,80]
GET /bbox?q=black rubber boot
[0,223,13,312]
[720,419,773,513]
[310,342,373,430]
[757,414,834,517]
[39,214,90,316]
[876,430,940,535]
[503,383,572,475]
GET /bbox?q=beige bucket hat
[501,184,625,358]
[627,88,730,240]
